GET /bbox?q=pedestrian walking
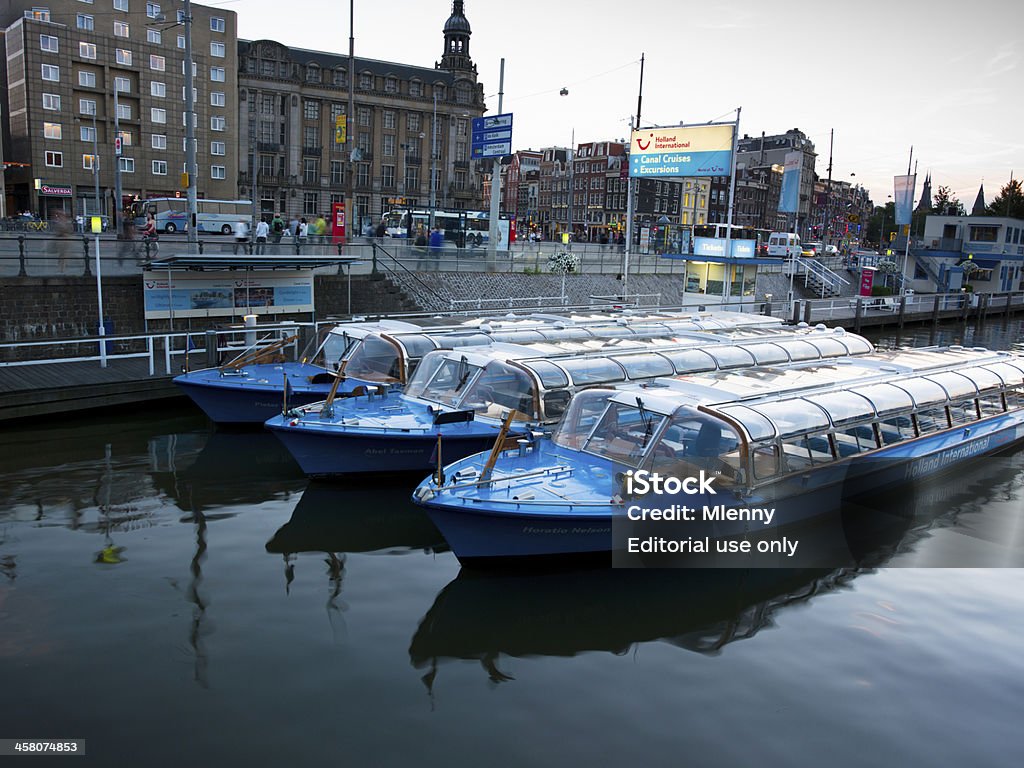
[271,213,285,244]
[254,218,269,254]
[298,218,309,245]
[233,219,250,254]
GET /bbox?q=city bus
[381,209,516,247]
[130,198,254,235]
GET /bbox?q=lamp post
[113,88,123,237]
[82,111,107,367]
[183,0,197,252]
[430,91,437,230]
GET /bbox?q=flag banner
[894,174,916,226]
[779,152,802,213]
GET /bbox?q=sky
[231,0,1024,208]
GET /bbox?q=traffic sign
[114,137,122,156]
[471,112,513,159]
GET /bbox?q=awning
[145,253,361,270]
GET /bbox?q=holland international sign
[628,124,734,178]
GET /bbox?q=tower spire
[438,1,475,73]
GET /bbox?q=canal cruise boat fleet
[411,346,1024,564]
[264,325,872,476]
[173,310,784,424]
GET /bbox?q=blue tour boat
[266,326,873,476]
[411,347,1024,565]
[174,310,783,424]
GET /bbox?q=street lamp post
[85,111,107,367]
[430,91,437,231]
[183,0,197,252]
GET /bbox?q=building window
[330,161,344,185]
[381,165,395,188]
[304,158,319,184]
[306,65,321,83]
[151,81,166,97]
[152,159,167,175]
[384,77,397,94]
[44,122,62,140]
[40,34,58,52]
[80,125,95,142]
[113,21,129,37]
[407,113,420,132]
[211,116,226,131]
[211,17,225,32]
[42,64,60,82]
[113,0,128,10]
[116,103,131,120]
[211,141,226,155]
[79,42,97,59]
[304,100,320,120]
[150,54,165,71]
[114,76,130,93]
[151,108,166,123]
[210,66,225,82]
[409,81,422,97]
[332,68,346,87]
[25,8,51,21]
[116,48,132,65]
[78,71,95,87]
[382,110,396,129]
[359,73,372,89]
[147,29,161,44]
[83,154,98,170]
[77,14,94,30]
[382,135,395,156]
[456,118,467,137]
[357,108,370,127]
[119,157,134,173]
[210,42,225,58]
[181,86,197,102]
[405,166,419,191]
[303,192,319,216]
[145,2,159,18]
[43,93,61,111]
[210,91,225,107]
[80,98,96,115]
[177,35,185,49]
[357,164,370,186]
[152,134,166,149]
[211,166,226,179]
[45,151,63,167]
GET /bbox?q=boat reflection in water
[151,428,307,517]
[266,482,448,558]
[409,453,1024,688]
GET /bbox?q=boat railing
[0,321,308,375]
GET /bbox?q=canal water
[2,319,1023,767]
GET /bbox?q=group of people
[234,214,330,254]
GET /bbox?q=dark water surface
[2,319,1024,767]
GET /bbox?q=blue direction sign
[471,113,513,159]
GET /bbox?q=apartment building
[1,0,238,220]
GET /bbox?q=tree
[986,179,1024,220]
[932,185,966,216]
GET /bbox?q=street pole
[487,57,505,262]
[91,112,106,367]
[184,0,197,252]
[430,91,437,230]
[347,0,356,236]
[567,127,574,250]
[113,88,123,237]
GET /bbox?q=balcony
[257,142,282,153]
[302,146,322,157]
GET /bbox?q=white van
[767,232,802,258]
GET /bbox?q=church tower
[972,183,987,216]
[916,172,932,211]
[438,1,476,73]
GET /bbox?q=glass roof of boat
[608,350,1020,440]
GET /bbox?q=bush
[871,285,894,296]
[547,251,579,274]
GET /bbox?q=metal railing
[0,322,307,374]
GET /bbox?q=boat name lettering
[625,469,716,496]
[905,436,992,479]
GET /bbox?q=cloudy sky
[235,0,1023,208]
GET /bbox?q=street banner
[779,152,802,213]
[142,271,314,319]
[894,174,916,226]
[628,124,733,178]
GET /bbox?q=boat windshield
[403,354,482,407]
[647,408,743,482]
[581,399,667,467]
[340,334,403,383]
[551,389,616,450]
[318,331,360,371]
[458,361,536,420]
